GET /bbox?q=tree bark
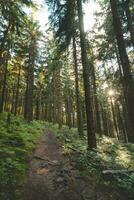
[77,0,96,149]
[14,64,21,116]
[73,36,83,136]
[0,59,8,113]
[91,62,101,135]
[110,0,134,142]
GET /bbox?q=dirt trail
[23,128,130,200]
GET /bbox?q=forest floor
[22,127,131,200]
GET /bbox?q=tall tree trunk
[0,59,8,113]
[35,97,40,120]
[116,102,128,142]
[24,73,29,120]
[52,72,56,123]
[65,93,72,129]
[77,0,96,149]
[91,62,101,135]
[110,99,119,138]
[101,104,109,136]
[48,91,52,122]
[14,65,21,116]
[24,37,36,122]
[115,45,132,139]
[45,102,48,121]
[73,36,83,136]
[110,0,134,142]
[11,86,16,113]
[57,69,62,129]
[4,88,9,112]
[27,61,34,122]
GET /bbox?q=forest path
[23,128,127,200]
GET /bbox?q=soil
[22,128,132,200]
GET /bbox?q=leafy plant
[49,124,134,197]
[0,113,43,199]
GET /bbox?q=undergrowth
[0,113,43,200]
[48,123,134,197]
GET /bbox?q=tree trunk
[14,65,21,116]
[110,99,119,138]
[77,0,96,149]
[91,62,101,135]
[110,0,134,142]
[36,98,40,120]
[0,59,8,113]
[27,62,34,122]
[116,102,128,142]
[65,94,72,129]
[57,69,62,129]
[11,86,16,113]
[73,36,83,136]
[101,104,109,136]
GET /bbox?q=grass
[47,123,134,197]
[0,113,43,200]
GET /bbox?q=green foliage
[49,124,134,197]
[45,0,76,51]
[0,113,43,199]
[77,136,134,196]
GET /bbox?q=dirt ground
[22,128,132,200]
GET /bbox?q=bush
[0,113,43,199]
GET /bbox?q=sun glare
[83,1,100,31]
[108,89,115,97]
[33,0,49,31]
